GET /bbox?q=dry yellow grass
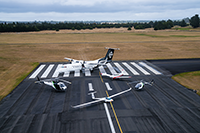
[0,28,200,100]
[172,71,200,95]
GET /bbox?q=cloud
[1,8,199,21]
[0,0,199,21]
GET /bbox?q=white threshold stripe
[122,62,140,75]
[52,64,63,78]
[104,103,116,133]
[85,69,91,76]
[74,70,80,77]
[99,66,106,74]
[139,62,162,75]
[88,83,94,91]
[105,82,112,90]
[106,63,117,75]
[29,64,45,79]
[114,63,129,75]
[41,64,54,78]
[131,62,150,75]
[63,71,70,77]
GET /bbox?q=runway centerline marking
[104,103,116,133]
[88,83,94,91]
[106,91,123,133]
[105,82,112,91]
[99,72,104,83]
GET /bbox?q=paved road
[0,60,200,133]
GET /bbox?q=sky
[0,0,200,21]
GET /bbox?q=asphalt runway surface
[0,60,200,133]
[148,58,200,75]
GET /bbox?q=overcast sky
[0,0,199,21]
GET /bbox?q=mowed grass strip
[0,29,200,100]
[172,71,200,96]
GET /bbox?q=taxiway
[0,60,200,133]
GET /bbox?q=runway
[0,60,200,133]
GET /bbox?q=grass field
[172,71,200,95]
[0,27,200,100]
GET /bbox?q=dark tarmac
[0,60,200,133]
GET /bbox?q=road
[0,60,200,133]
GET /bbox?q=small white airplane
[72,88,132,108]
[58,47,119,73]
[35,76,71,91]
[101,68,131,79]
[128,80,154,90]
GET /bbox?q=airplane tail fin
[98,48,119,65]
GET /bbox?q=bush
[127,27,132,30]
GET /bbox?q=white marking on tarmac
[52,64,63,78]
[85,69,91,76]
[88,83,94,91]
[63,71,70,77]
[29,64,45,79]
[139,62,162,75]
[105,82,112,91]
[114,63,129,75]
[131,62,150,75]
[74,70,80,77]
[104,103,116,133]
[122,62,140,75]
[106,63,117,74]
[99,66,106,74]
[41,64,54,78]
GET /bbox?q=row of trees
[0,21,151,32]
[0,14,199,32]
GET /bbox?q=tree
[180,20,187,27]
[190,14,200,28]
[127,27,132,30]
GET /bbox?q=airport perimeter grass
[0,28,200,100]
[172,71,200,96]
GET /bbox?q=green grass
[1,62,39,101]
[170,35,200,37]
[135,33,165,38]
[174,28,191,31]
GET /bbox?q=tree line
[0,14,199,32]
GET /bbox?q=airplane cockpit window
[59,83,65,88]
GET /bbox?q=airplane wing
[72,98,104,108]
[109,88,132,98]
[114,76,131,79]
[64,57,74,62]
